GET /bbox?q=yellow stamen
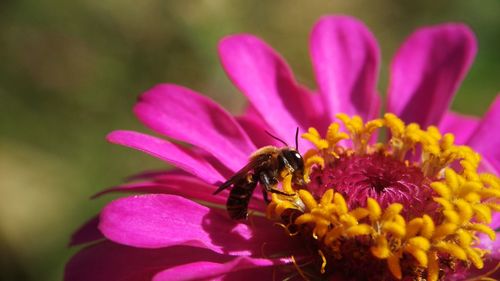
[427,251,439,281]
[320,189,334,205]
[387,253,402,280]
[345,224,372,237]
[318,249,327,274]
[367,198,382,222]
[405,244,428,267]
[421,215,435,239]
[298,190,317,211]
[333,192,348,214]
[336,114,383,155]
[434,241,467,260]
[371,235,390,258]
[406,218,424,238]
[302,127,328,150]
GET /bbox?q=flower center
[266,113,499,281]
[307,152,434,218]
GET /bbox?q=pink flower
[66,16,499,281]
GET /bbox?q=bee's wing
[212,153,270,195]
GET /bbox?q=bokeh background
[0,0,498,280]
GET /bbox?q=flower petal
[107,130,225,184]
[152,257,282,281]
[125,169,189,182]
[388,24,477,127]
[92,173,266,212]
[68,215,103,247]
[477,212,500,261]
[218,35,316,144]
[238,105,317,151]
[467,95,500,174]
[236,114,280,148]
[64,241,233,281]
[134,84,255,172]
[99,194,297,255]
[449,254,499,280]
[310,15,381,121]
[439,111,479,145]
[477,236,500,261]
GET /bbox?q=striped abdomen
[226,176,258,220]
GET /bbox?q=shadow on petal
[65,241,233,281]
[201,208,305,258]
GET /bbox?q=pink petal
[306,92,331,135]
[467,95,500,174]
[125,169,189,182]
[310,15,381,121]
[218,35,317,144]
[69,215,103,246]
[478,234,500,261]
[438,111,479,145]
[236,114,281,148]
[477,212,500,260]
[482,257,500,280]
[388,24,477,127]
[238,105,317,151]
[107,130,225,184]
[491,212,500,230]
[93,174,266,212]
[134,84,255,172]
[65,241,233,281]
[450,255,500,281]
[152,257,283,281]
[99,194,299,255]
[92,182,175,198]
[191,147,237,179]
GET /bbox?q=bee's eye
[283,150,304,171]
[293,151,302,160]
[294,152,304,170]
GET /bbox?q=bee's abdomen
[226,178,257,220]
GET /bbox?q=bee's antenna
[295,127,299,151]
[265,130,288,146]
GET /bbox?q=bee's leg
[269,188,295,196]
[261,188,270,204]
[258,171,276,203]
[259,171,293,197]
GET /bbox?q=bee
[213,128,305,220]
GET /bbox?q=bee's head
[283,148,306,186]
[268,128,305,183]
[279,148,305,186]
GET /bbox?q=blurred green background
[0,0,498,280]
